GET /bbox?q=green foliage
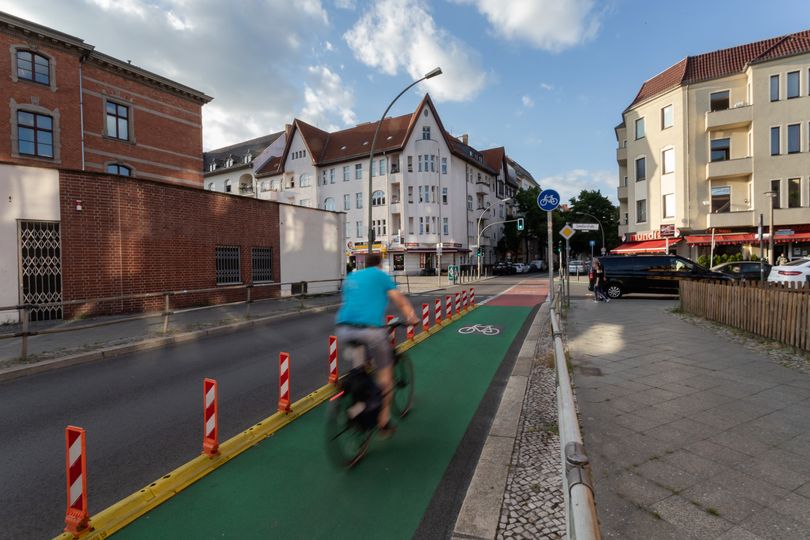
[750,253,759,261]
[697,255,709,267]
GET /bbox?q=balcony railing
[705,104,752,131]
[617,185,628,200]
[616,146,627,163]
[706,157,752,180]
[707,210,754,228]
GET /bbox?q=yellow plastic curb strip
[54,305,478,540]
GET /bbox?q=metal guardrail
[0,278,343,361]
[551,283,601,540]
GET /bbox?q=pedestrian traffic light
[517,218,524,231]
[476,246,482,257]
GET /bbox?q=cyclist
[335,253,418,436]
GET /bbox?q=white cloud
[343,0,487,102]
[0,0,331,150]
[521,95,534,108]
[335,0,356,9]
[301,65,357,131]
[454,0,601,51]
[540,83,554,91]
[538,169,618,204]
[325,40,334,51]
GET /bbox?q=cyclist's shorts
[335,325,395,370]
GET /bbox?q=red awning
[774,232,810,243]
[685,233,756,246]
[610,238,681,254]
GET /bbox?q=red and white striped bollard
[434,297,442,325]
[203,378,219,456]
[455,292,461,314]
[386,315,396,347]
[462,289,468,310]
[278,352,291,413]
[328,335,338,385]
[470,287,475,306]
[407,324,414,340]
[445,295,453,319]
[64,426,89,536]
[422,303,430,332]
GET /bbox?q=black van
[599,255,730,298]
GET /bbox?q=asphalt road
[1,277,530,538]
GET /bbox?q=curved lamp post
[477,197,511,278]
[367,67,443,259]
[569,211,605,256]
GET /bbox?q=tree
[561,190,620,257]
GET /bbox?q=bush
[697,255,709,268]
[750,253,759,261]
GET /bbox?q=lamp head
[424,67,443,79]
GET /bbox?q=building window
[343,166,350,181]
[224,179,232,193]
[324,197,336,211]
[408,217,414,235]
[208,182,215,191]
[663,193,675,218]
[355,163,362,180]
[105,102,130,140]
[788,178,802,208]
[442,187,448,204]
[788,123,800,154]
[419,217,424,235]
[661,104,673,128]
[215,246,241,285]
[408,186,413,203]
[343,194,350,210]
[467,195,473,210]
[356,192,363,208]
[299,174,312,187]
[106,164,131,176]
[422,126,430,140]
[407,156,413,172]
[771,126,780,156]
[635,157,646,181]
[635,199,647,223]
[252,247,273,282]
[771,179,781,209]
[356,221,363,238]
[17,111,53,158]
[711,186,730,213]
[371,190,386,206]
[710,138,730,162]
[787,71,800,99]
[770,74,780,101]
[261,181,270,192]
[662,148,675,173]
[709,91,729,112]
[15,50,50,85]
[430,155,435,172]
[379,158,386,176]
[271,179,281,191]
[418,155,423,172]
[443,217,449,236]
[634,117,645,139]
[299,199,310,207]
[441,157,447,174]
[329,168,335,183]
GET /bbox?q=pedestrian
[592,259,609,303]
[777,252,788,266]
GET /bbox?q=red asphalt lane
[485,280,549,306]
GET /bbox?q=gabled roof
[628,28,810,110]
[481,147,505,174]
[256,94,498,177]
[204,131,283,174]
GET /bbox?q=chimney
[460,133,468,145]
[284,123,293,136]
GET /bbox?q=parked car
[599,255,730,298]
[567,260,589,274]
[512,262,529,273]
[419,267,437,276]
[767,257,810,284]
[493,262,517,275]
[711,261,772,281]
[528,260,547,272]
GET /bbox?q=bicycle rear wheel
[391,353,414,417]
[325,393,372,468]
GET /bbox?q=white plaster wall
[0,165,61,322]
[279,204,345,295]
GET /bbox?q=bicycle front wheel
[391,353,414,417]
[325,393,372,469]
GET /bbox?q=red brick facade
[59,170,281,317]
[0,13,210,188]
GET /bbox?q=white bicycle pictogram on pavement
[458,324,500,336]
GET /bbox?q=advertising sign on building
[393,253,405,271]
[660,224,676,238]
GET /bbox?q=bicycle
[325,319,415,468]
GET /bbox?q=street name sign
[572,223,599,231]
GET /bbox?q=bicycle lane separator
[104,304,534,540]
[51,304,481,540]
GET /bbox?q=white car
[512,263,529,273]
[767,257,810,284]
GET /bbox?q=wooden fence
[679,280,810,352]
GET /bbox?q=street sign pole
[565,238,571,307]
[547,211,553,302]
[538,189,560,303]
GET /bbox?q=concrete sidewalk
[568,296,810,539]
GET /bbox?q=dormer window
[226,157,234,167]
[244,153,252,164]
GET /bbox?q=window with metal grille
[216,246,240,284]
[252,247,272,282]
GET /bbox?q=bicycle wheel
[325,393,372,468]
[458,326,476,334]
[391,353,414,417]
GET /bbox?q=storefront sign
[659,224,676,238]
[393,253,405,271]
[626,230,661,241]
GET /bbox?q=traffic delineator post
[471,287,475,306]
[445,295,452,319]
[386,315,396,347]
[406,324,414,340]
[462,289,468,311]
[328,336,338,385]
[422,303,429,332]
[64,426,89,537]
[434,297,442,325]
[278,352,291,413]
[203,378,219,456]
[455,292,461,315]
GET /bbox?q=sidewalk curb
[452,300,551,539]
[0,303,341,383]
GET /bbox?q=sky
[3,0,810,204]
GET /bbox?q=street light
[568,211,605,257]
[367,67,443,260]
[764,190,777,264]
[477,196,511,278]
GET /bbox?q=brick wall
[59,170,281,317]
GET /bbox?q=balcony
[705,104,752,131]
[707,210,754,228]
[706,157,752,180]
[617,184,628,201]
[389,202,401,214]
[616,146,627,164]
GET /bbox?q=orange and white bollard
[328,336,338,385]
[386,315,396,347]
[455,292,461,314]
[470,287,475,306]
[278,352,291,413]
[203,378,219,456]
[434,297,442,325]
[462,289,468,310]
[422,303,430,332]
[64,426,89,536]
[445,295,453,319]
[407,324,415,340]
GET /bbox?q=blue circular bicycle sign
[537,189,560,211]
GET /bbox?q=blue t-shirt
[336,267,396,327]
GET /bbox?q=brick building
[0,10,212,187]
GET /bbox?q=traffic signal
[476,246,482,257]
[517,218,524,231]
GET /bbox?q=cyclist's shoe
[377,421,397,440]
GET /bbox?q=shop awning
[684,233,756,246]
[774,232,810,243]
[610,238,681,254]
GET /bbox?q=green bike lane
[115,304,533,539]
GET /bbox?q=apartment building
[203,131,285,195]
[615,29,810,261]
[0,10,212,186]
[255,94,527,273]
